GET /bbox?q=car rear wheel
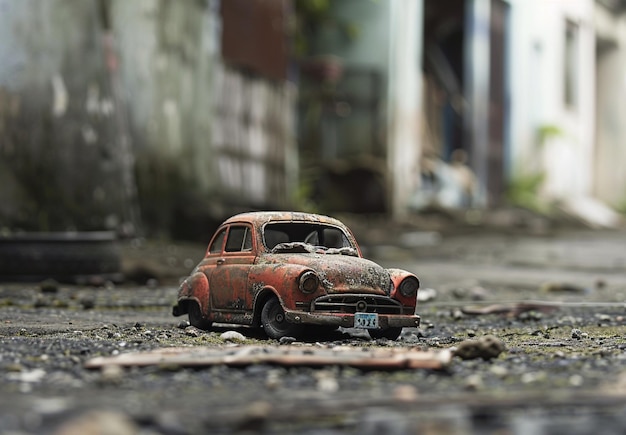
[188,302,212,330]
[368,327,402,341]
[261,297,302,340]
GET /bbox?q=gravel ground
[1,228,626,434]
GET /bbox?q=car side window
[225,226,253,252]
[209,229,227,254]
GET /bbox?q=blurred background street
[2,0,626,433]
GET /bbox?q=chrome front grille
[312,294,404,315]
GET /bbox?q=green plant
[506,172,550,213]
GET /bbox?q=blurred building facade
[0,0,296,238]
[303,0,626,224]
[1,0,625,236]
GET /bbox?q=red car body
[172,211,421,340]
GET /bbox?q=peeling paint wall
[0,0,296,236]
[0,0,138,231]
[110,0,296,236]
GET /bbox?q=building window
[564,20,579,110]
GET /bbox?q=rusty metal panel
[220,0,290,82]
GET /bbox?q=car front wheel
[368,327,402,341]
[261,297,302,340]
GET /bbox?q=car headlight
[398,276,419,297]
[299,271,320,294]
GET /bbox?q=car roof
[223,211,347,228]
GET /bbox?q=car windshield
[263,222,357,256]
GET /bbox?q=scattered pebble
[315,371,339,393]
[185,328,200,338]
[220,331,246,342]
[453,335,505,361]
[464,374,483,391]
[54,410,138,435]
[392,385,419,402]
[39,279,59,294]
[99,365,124,385]
[279,336,296,345]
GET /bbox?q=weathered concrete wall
[109,0,296,238]
[0,0,137,232]
[109,0,217,236]
[0,0,296,237]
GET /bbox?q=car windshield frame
[262,221,357,254]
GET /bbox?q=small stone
[452,309,464,320]
[464,374,483,391]
[185,328,200,338]
[100,365,124,385]
[178,320,190,329]
[220,331,246,342]
[39,279,59,293]
[466,329,476,337]
[279,336,296,345]
[55,411,138,435]
[80,297,95,310]
[392,385,419,402]
[265,370,283,390]
[489,365,509,378]
[236,401,271,432]
[571,328,583,339]
[469,286,489,301]
[453,335,505,360]
[452,288,468,299]
[569,374,584,387]
[314,371,339,393]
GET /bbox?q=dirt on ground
[1,225,626,434]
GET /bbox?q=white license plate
[354,312,379,329]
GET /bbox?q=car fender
[249,263,314,309]
[387,268,420,307]
[177,271,210,315]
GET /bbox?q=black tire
[0,231,121,283]
[368,327,403,341]
[261,297,302,340]
[188,302,212,330]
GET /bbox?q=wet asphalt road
[1,228,626,434]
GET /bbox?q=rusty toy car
[172,211,420,340]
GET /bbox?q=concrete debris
[453,335,505,361]
[220,331,246,342]
[85,345,453,371]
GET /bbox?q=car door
[209,224,255,312]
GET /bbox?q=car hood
[258,253,391,295]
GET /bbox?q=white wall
[594,5,626,207]
[508,0,596,200]
[386,0,423,218]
